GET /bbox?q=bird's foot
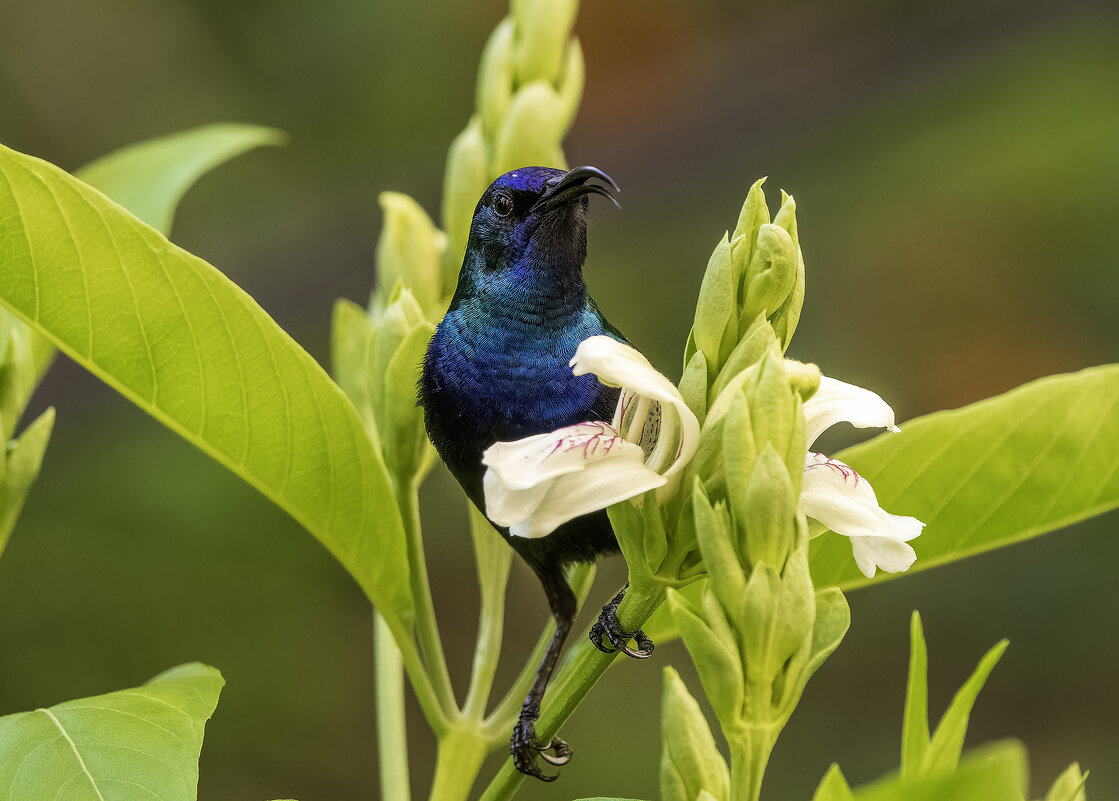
[588,588,655,659]
[511,713,572,781]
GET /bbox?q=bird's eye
[492,192,514,217]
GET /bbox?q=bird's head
[458,165,619,294]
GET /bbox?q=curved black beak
[531,165,621,215]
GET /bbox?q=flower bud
[666,587,744,734]
[491,81,567,176]
[661,666,731,801]
[476,18,515,140]
[555,38,585,135]
[440,117,489,290]
[691,233,734,376]
[332,290,435,482]
[372,193,446,321]
[511,0,579,86]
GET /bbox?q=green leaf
[77,123,285,232]
[0,142,413,627]
[922,637,1008,775]
[901,612,931,778]
[0,662,224,801]
[811,365,1119,590]
[853,740,1028,801]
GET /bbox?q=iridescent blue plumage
[421,165,642,780]
[422,166,625,566]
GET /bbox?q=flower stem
[427,727,488,801]
[374,611,411,801]
[397,479,458,715]
[478,582,665,801]
[728,726,778,801]
[481,563,596,741]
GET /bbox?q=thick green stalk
[397,479,458,714]
[728,727,778,801]
[478,583,666,801]
[428,727,488,801]
[374,612,411,801]
[481,564,597,741]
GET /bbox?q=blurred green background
[1,0,1117,799]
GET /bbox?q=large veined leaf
[0,124,283,563]
[811,365,1119,590]
[0,663,223,801]
[0,142,413,626]
[77,123,286,232]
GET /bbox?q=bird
[420,165,653,781]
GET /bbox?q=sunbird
[421,165,652,780]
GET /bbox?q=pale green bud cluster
[332,286,435,484]
[683,180,806,421]
[0,312,55,557]
[670,351,845,726]
[349,1,584,487]
[440,0,583,289]
[663,348,848,799]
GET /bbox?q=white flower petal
[850,535,917,579]
[570,336,700,497]
[799,453,924,577]
[804,375,899,449]
[482,421,631,490]
[507,458,667,538]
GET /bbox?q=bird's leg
[511,567,577,781]
[588,584,654,659]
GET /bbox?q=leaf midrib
[36,707,106,801]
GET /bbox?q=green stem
[482,563,596,740]
[427,727,488,801]
[374,612,411,801]
[478,582,666,801]
[397,479,458,714]
[728,727,778,801]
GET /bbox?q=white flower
[482,336,701,539]
[799,376,924,578]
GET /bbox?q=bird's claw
[511,714,572,781]
[589,591,655,659]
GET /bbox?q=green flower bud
[477,18,516,141]
[691,232,734,376]
[811,764,854,801]
[678,349,709,424]
[667,587,745,734]
[441,117,489,287]
[1044,762,1087,801]
[332,290,435,482]
[555,37,585,135]
[372,193,446,321]
[740,223,797,327]
[736,446,797,571]
[661,666,730,801]
[707,313,775,404]
[492,81,567,176]
[511,0,579,86]
[731,178,769,246]
[692,482,745,616]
